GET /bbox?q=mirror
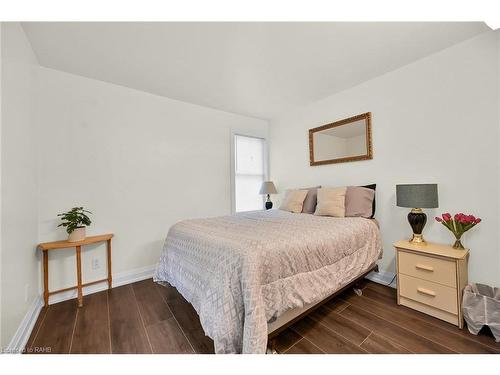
[309,112,372,166]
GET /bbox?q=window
[233,135,266,212]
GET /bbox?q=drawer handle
[415,264,434,272]
[417,287,436,297]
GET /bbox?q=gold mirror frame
[308,112,372,166]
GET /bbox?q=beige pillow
[279,189,309,213]
[314,187,347,217]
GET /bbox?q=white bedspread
[153,209,382,353]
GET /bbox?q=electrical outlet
[91,258,100,270]
[24,284,30,303]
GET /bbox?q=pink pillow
[345,186,375,218]
[301,186,321,214]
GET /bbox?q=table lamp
[396,184,438,244]
[259,181,277,210]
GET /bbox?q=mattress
[154,209,382,353]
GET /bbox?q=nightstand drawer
[399,274,458,314]
[398,250,456,287]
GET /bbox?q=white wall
[270,30,500,286]
[0,23,40,348]
[35,67,268,294]
[0,21,3,347]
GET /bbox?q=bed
[153,209,382,354]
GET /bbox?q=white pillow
[279,189,309,213]
[314,187,347,217]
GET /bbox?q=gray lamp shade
[396,184,438,208]
[259,181,277,195]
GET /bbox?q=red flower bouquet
[435,212,481,249]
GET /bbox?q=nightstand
[394,240,469,328]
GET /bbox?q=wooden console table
[37,233,114,307]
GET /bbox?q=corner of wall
[0,20,4,348]
[497,29,500,286]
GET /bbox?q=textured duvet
[154,209,382,354]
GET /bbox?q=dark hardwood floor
[25,279,500,354]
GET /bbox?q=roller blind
[234,135,265,212]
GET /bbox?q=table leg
[43,251,49,307]
[76,245,83,307]
[107,239,112,289]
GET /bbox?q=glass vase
[452,234,465,249]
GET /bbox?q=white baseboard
[5,264,156,353]
[365,269,397,288]
[4,295,44,354]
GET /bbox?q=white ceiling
[22,22,490,119]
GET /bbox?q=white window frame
[230,132,269,214]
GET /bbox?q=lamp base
[410,233,425,244]
[265,194,273,210]
[408,208,427,244]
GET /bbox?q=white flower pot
[68,227,86,242]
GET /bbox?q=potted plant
[435,212,481,249]
[58,207,92,242]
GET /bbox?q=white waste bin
[462,283,500,342]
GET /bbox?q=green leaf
[58,206,92,232]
